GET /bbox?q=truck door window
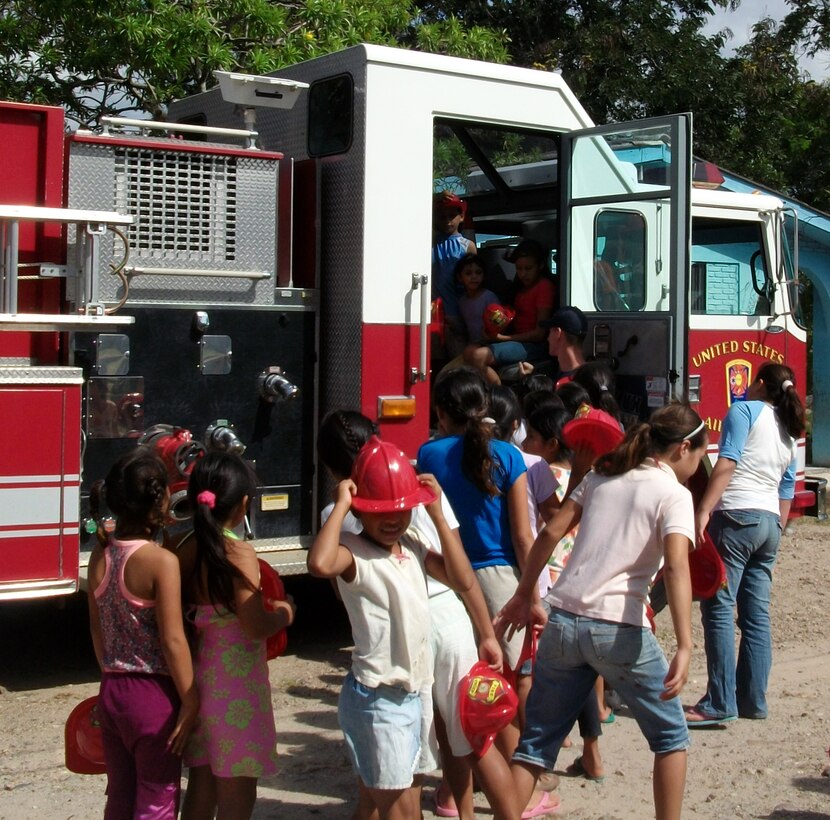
[593,210,646,311]
[691,218,771,316]
[308,74,353,157]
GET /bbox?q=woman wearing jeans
[689,363,806,725]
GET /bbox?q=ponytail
[757,363,805,440]
[188,452,257,613]
[434,367,499,496]
[595,403,706,477]
[572,362,623,425]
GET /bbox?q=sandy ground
[1,515,829,819]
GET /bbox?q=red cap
[350,437,437,513]
[458,661,519,756]
[259,559,289,660]
[482,304,516,339]
[563,404,624,458]
[434,191,467,215]
[65,696,106,775]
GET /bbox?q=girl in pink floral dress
[180,453,296,820]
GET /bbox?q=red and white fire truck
[0,45,809,601]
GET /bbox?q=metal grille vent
[114,147,237,262]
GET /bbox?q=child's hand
[662,646,691,700]
[266,595,296,630]
[417,473,443,516]
[335,479,357,508]
[477,636,503,673]
[167,689,199,756]
[495,333,511,342]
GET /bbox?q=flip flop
[684,706,737,728]
[521,789,561,818]
[433,788,460,818]
[565,755,606,783]
[600,710,615,724]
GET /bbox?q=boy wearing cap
[528,306,587,388]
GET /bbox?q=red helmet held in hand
[65,696,106,775]
[458,661,519,756]
[482,304,516,339]
[259,559,289,660]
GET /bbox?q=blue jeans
[514,609,688,772]
[697,508,782,719]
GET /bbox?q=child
[308,437,519,820]
[456,254,498,345]
[496,403,709,820]
[316,410,514,820]
[433,191,477,357]
[463,240,556,384]
[180,452,296,820]
[87,449,199,819]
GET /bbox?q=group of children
[87,450,295,819]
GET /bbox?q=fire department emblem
[726,359,752,406]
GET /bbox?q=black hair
[488,385,522,442]
[516,373,555,402]
[555,380,591,418]
[188,452,257,613]
[522,389,564,421]
[572,362,622,424]
[94,448,168,537]
[595,403,706,477]
[317,410,378,480]
[454,253,486,282]
[756,363,806,440]
[433,367,499,496]
[506,239,555,302]
[526,405,573,462]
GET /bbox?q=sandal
[433,787,460,818]
[521,789,561,818]
[684,706,737,728]
[565,755,605,783]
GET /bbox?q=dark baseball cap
[540,306,588,337]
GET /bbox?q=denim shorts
[514,609,689,771]
[490,340,549,366]
[338,672,422,789]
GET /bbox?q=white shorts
[475,564,524,671]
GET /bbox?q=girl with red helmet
[308,437,517,819]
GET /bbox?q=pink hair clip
[197,490,216,509]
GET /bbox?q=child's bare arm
[86,546,106,670]
[507,474,534,570]
[153,548,199,755]
[229,541,296,640]
[307,480,357,581]
[661,532,693,700]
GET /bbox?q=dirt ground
[1,515,829,819]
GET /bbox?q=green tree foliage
[0,0,507,126]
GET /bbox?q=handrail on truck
[0,204,135,330]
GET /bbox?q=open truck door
[559,115,692,422]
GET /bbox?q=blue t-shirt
[417,435,526,569]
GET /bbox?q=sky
[702,0,830,79]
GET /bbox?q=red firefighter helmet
[458,661,519,756]
[259,559,289,660]
[562,403,624,459]
[65,696,106,775]
[350,437,436,513]
[689,530,727,599]
[482,304,516,339]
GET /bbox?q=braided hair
[317,410,379,480]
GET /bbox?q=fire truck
[0,44,808,602]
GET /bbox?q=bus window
[691,218,771,316]
[593,210,646,311]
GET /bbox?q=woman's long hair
[757,363,806,439]
[595,403,706,477]
[433,367,499,496]
[187,452,257,613]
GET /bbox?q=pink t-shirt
[513,278,556,334]
[546,459,694,627]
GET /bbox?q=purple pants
[98,672,182,820]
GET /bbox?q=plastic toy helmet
[689,531,727,599]
[350,437,436,513]
[259,559,289,660]
[482,303,516,339]
[65,696,106,775]
[563,403,624,459]
[458,661,519,756]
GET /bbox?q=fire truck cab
[0,44,807,601]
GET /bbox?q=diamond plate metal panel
[67,141,279,306]
[169,47,369,419]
